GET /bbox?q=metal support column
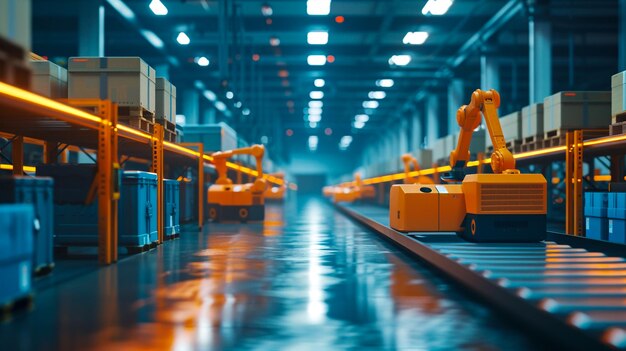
[611,153,625,182]
[79,1,105,56]
[426,94,439,146]
[43,141,58,164]
[529,1,552,104]
[182,90,200,125]
[151,124,164,243]
[480,54,500,93]
[447,79,463,135]
[565,130,583,236]
[97,101,119,264]
[620,0,626,71]
[11,135,23,175]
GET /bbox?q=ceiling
[31,0,620,166]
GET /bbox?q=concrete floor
[0,196,546,350]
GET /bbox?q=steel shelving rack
[0,82,284,264]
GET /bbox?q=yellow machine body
[264,173,286,200]
[462,174,547,216]
[390,184,465,232]
[332,174,376,203]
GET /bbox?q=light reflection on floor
[0,196,545,350]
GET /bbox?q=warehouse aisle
[1,197,545,350]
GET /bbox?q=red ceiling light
[327,55,335,63]
[252,54,260,61]
[286,129,294,137]
[278,69,289,78]
[261,3,273,16]
[335,16,345,23]
[324,128,333,136]
[281,79,290,87]
[266,18,273,25]
[270,36,280,46]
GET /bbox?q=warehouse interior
[2,0,626,349]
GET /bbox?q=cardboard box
[68,57,156,113]
[30,61,67,98]
[612,71,626,121]
[486,112,521,150]
[521,103,544,142]
[543,91,611,135]
[155,77,176,123]
[182,122,237,152]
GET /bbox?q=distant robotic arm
[447,89,518,181]
[212,145,266,191]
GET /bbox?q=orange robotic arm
[401,154,419,183]
[211,145,266,189]
[447,89,517,181]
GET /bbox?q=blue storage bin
[608,192,626,219]
[55,171,157,247]
[0,176,54,273]
[163,179,180,235]
[584,192,608,218]
[119,171,158,246]
[609,219,626,244]
[179,178,196,223]
[36,163,96,204]
[0,205,34,306]
[585,216,609,241]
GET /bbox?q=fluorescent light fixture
[203,90,217,102]
[362,101,379,109]
[309,101,323,108]
[194,80,205,89]
[314,79,325,87]
[422,0,453,16]
[355,114,369,123]
[307,55,327,66]
[389,55,411,66]
[403,31,429,45]
[308,31,329,45]
[197,56,209,66]
[307,0,331,15]
[308,135,319,150]
[225,91,234,99]
[270,36,280,46]
[308,107,323,115]
[149,0,168,15]
[309,122,318,129]
[242,108,251,116]
[310,91,324,99]
[215,101,227,112]
[308,114,322,123]
[175,114,186,125]
[340,135,353,149]
[261,136,269,144]
[234,101,242,108]
[107,0,136,20]
[177,32,190,45]
[376,79,394,88]
[368,91,386,99]
[140,29,164,49]
[354,121,365,129]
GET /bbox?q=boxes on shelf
[0,204,33,307]
[68,57,156,117]
[0,176,54,273]
[543,91,611,136]
[0,36,31,89]
[53,171,158,248]
[584,192,609,241]
[432,134,457,164]
[612,71,626,121]
[30,60,67,99]
[163,179,180,236]
[486,112,521,151]
[155,77,176,126]
[521,103,544,142]
[0,0,31,51]
[182,122,238,152]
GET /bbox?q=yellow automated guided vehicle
[390,89,547,242]
[207,144,266,222]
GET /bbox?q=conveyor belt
[336,203,626,351]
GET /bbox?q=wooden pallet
[119,115,155,134]
[542,134,567,148]
[521,140,544,152]
[165,233,180,241]
[612,112,626,124]
[118,106,155,121]
[523,135,543,144]
[610,121,626,135]
[0,53,31,90]
[126,241,158,255]
[156,118,177,142]
[486,140,523,154]
[544,128,608,140]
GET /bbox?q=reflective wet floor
[1,196,546,350]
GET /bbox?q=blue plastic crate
[585,216,609,241]
[609,219,626,244]
[55,171,157,247]
[36,163,96,204]
[0,176,54,273]
[584,192,608,218]
[0,205,34,306]
[608,192,626,219]
[119,171,158,245]
[163,179,180,235]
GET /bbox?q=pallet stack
[0,36,31,90]
[68,57,159,134]
[610,71,626,134]
[520,103,544,152]
[486,112,522,153]
[30,60,67,99]
[155,78,177,142]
